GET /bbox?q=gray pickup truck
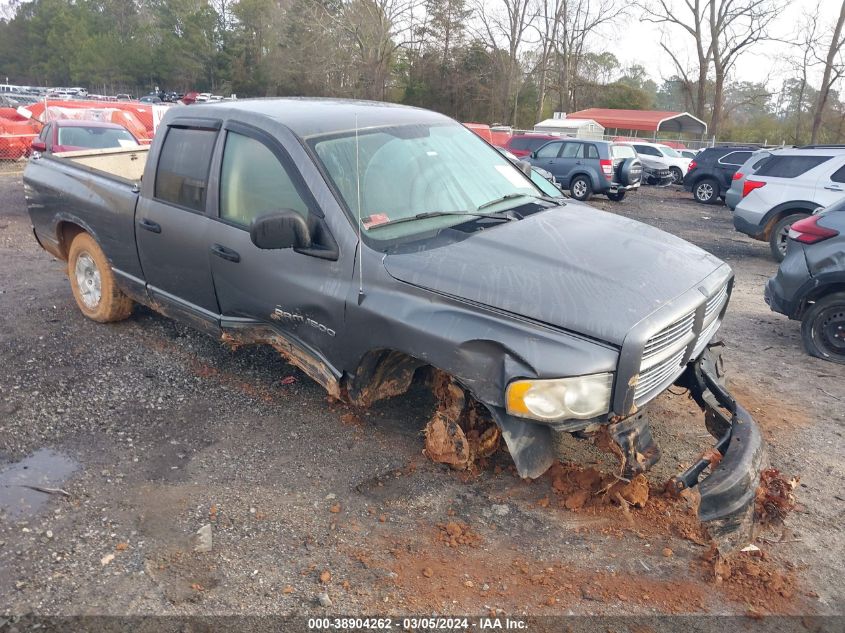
[24,98,763,548]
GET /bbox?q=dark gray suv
[766,199,845,364]
[526,139,642,202]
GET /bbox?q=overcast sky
[609,0,840,91]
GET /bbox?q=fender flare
[759,201,820,238]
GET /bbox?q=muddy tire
[801,292,845,365]
[769,213,807,263]
[67,232,133,322]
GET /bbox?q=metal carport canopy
[566,109,708,135]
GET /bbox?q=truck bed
[24,147,146,282]
[53,146,149,183]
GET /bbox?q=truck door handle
[138,218,161,233]
[211,243,240,263]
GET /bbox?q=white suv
[732,146,845,261]
[620,142,692,184]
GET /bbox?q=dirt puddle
[0,449,78,519]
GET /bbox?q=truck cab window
[220,132,309,227]
[154,127,217,212]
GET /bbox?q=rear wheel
[607,190,626,202]
[67,232,134,322]
[693,178,719,204]
[801,292,845,364]
[769,213,808,262]
[569,176,592,201]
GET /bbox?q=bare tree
[639,0,711,120]
[475,0,537,124]
[639,0,779,138]
[708,0,780,138]
[330,0,418,100]
[549,0,624,113]
[811,0,845,143]
[786,4,822,143]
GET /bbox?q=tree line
[1,0,844,144]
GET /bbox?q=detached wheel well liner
[345,348,430,407]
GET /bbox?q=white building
[533,113,605,140]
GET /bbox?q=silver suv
[732,147,845,261]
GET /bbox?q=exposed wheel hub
[75,252,101,309]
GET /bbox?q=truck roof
[174,98,450,140]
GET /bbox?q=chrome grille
[642,310,695,363]
[705,283,728,320]
[634,349,686,402]
[633,281,730,406]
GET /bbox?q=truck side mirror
[250,210,311,250]
[31,140,47,153]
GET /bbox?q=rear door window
[560,143,583,158]
[831,164,845,183]
[155,127,218,212]
[719,151,752,166]
[586,144,600,159]
[755,155,831,178]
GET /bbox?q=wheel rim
[671,168,682,184]
[817,306,845,355]
[696,183,713,201]
[777,224,790,256]
[572,180,587,198]
[75,251,102,309]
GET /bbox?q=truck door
[135,122,221,332]
[204,124,347,382]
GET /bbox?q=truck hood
[382,204,725,345]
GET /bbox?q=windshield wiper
[365,210,513,230]
[476,193,532,211]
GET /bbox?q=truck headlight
[505,373,614,422]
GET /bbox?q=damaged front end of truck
[365,264,766,553]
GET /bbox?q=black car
[684,146,757,204]
[766,199,845,364]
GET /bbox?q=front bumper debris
[671,343,766,550]
[603,343,765,550]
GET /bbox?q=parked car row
[478,130,695,201]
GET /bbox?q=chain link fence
[1,131,36,170]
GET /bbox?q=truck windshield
[311,123,544,241]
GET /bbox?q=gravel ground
[1,171,843,618]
